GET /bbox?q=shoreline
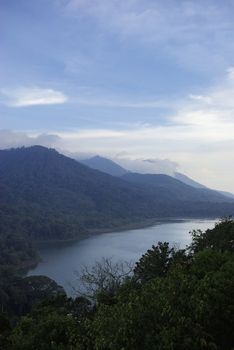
[34,218,162,245]
[26,217,218,296]
[34,216,218,246]
[17,256,42,275]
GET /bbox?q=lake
[28,219,216,295]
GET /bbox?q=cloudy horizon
[1,0,234,192]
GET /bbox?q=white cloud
[1,67,234,192]
[0,130,61,149]
[115,157,179,176]
[173,67,234,128]
[0,121,233,192]
[48,67,234,191]
[1,87,68,107]
[56,129,125,139]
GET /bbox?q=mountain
[0,146,234,242]
[219,190,234,200]
[174,172,207,189]
[174,172,234,199]
[81,155,234,201]
[80,155,128,176]
[121,172,233,203]
[0,146,156,241]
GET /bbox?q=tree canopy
[1,218,234,350]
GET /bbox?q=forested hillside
[81,154,234,200]
[0,146,234,244]
[121,172,231,203]
[0,146,155,241]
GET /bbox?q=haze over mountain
[80,155,128,177]
[0,146,234,243]
[174,172,206,189]
[80,154,234,200]
[174,172,234,200]
[121,173,232,203]
[81,155,178,177]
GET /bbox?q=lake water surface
[28,219,216,295]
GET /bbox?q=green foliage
[2,219,234,349]
[87,250,234,349]
[190,217,234,253]
[10,311,77,350]
[134,242,188,282]
[0,233,37,268]
[84,219,234,349]
[0,233,39,321]
[1,146,234,246]
[8,296,93,350]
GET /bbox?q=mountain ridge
[80,155,128,176]
[0,146,234,242]
[81,154,234,200]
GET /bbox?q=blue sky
[1,0,234,191]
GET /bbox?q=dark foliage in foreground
[1,219,234,349]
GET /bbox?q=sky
[1,0,234,192]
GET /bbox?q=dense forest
[0,146,234,244]
[0,218,234,349]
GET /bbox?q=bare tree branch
[72,257,134,301]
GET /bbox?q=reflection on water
[28,219,216,295]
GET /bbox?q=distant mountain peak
[91,155,105,160]
[80,155,128,177]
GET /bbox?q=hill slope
[80,155,128,176]
[174,172,207,189]
[81,155,234,200]
[0,147,158,240]
[121,172,230,203]
[174,172,234,199]
[0,146,234,241]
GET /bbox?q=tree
[73,257,133,304]
[134,242,188,283]
[190,217,234,253]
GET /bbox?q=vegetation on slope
[1,218,234,349]
[0,146,234,244]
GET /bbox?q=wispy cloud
[56,129,125,139]
[42,66,234,190]
[75,96,172,109]
[62,0,234,72]
[1,67,234,191]
[172,67,234,128]
[0,130,61,149]
[115,157,179,176]
[1,87,68,107]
